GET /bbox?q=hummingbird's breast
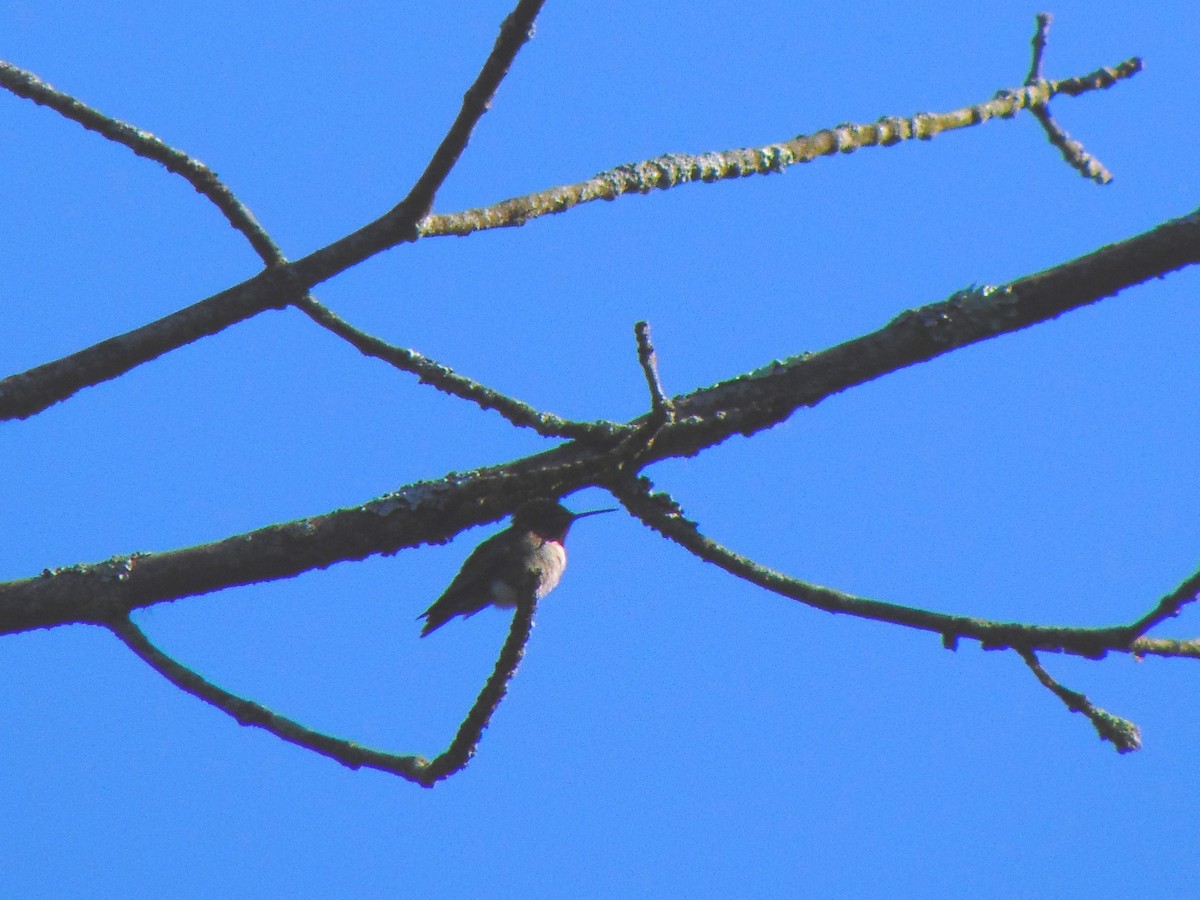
[531,538,567,599]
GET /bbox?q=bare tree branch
[1025,12,1053,84]
[1124,569,1200,639]
[1015,12,1116,183]
[108,614,431,782]
[420,56,1140,239]
[609,475,1200,666]
[293,296,616,440]
[108,585,538,787]
[396,0,546,226]
[1017,647,1142,753]
[3,206,1199,639]
[418,592,539,786]
[634,321,673,426]
[0,12,1186,775]
[0,45,1137,421]
[0,60,283,263]
[0,0,547,420]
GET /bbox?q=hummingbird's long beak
[571,508,617,520]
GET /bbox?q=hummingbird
[418,499,615,637]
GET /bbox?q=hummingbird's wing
[417,532,512,637]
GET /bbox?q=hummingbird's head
[513,499,616,541]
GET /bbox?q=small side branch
[107,615,430,782]
[1018,12,1118,183]
[1124,567,1200,639]
[1017,648,1142,753]
[295,297,614,441]
[0,61,282,263]
[417,593,539,786]
[612,322,676,466]
[609,475,1183,660]
[1025,12,1053,84]
[389,0,546,224]
[634,321,674,426]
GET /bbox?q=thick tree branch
[2,207,1199,638]
[643,208,1200,463]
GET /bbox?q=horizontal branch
[420,57,1141,238]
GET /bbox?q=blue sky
[3,1,1199,897]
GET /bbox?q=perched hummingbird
[418,500,615,637]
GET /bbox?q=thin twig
[1025,12,1053,84]
[610,321,676,466]
[107,615,431,782]
[389,0,545,226]
[420,56,1141,239]
[634,321,674,424]
[0,61,283,263]
[607,475,1196,661]
[1017,647,1142,753]
[1014,13,1117,184]
[295,296,613,440]
[418,592,539,786]
[1029,106,1115,184]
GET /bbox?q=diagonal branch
[643,209,1200,464]
[0,0,547,420]
[393,0,546,226]
[0,60,283,263]
[608,475,1200,662]
[0,48,1139,421]
[1017,647,1142,753]
[293,297,617,440]
[420,56,1141,239]
[108,614,431,782]
[418,592,539,786]
[1124,568,1200,639]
